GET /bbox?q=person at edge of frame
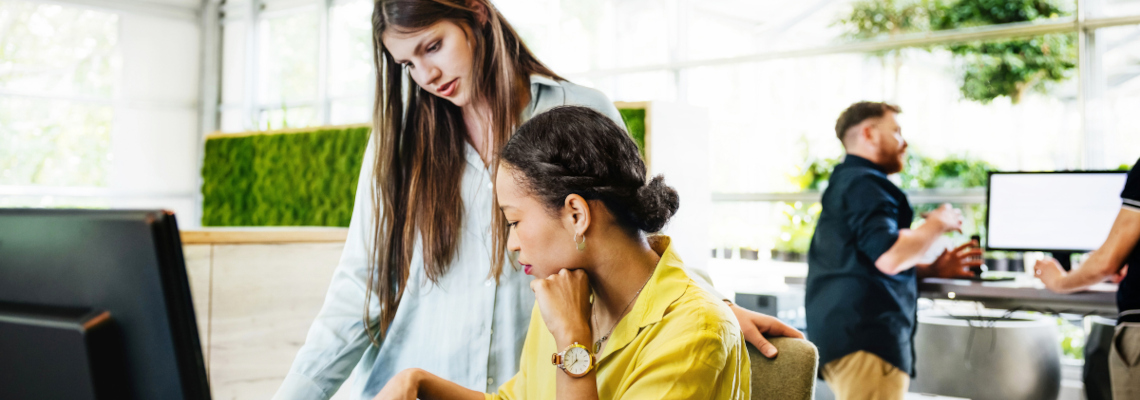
[1036,156,1140,400]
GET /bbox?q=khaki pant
[1111,322,1140,400]
[822,351,909,400]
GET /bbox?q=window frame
[212,0,1140,206]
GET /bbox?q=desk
[179,228,352,400]
[918,276,1118,317]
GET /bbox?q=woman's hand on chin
[373,368,422,400]
[530,268,592,345]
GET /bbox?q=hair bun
[632,175,679,233]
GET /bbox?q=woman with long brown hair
[273,1,799,399]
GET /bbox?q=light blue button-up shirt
[272,76,722,400]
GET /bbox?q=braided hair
[496,106,679,235]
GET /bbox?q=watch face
[565,347,591,375]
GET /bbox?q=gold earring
[574,233,586,252]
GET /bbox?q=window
[0,2,119,190]
[217,0,1140,250]
[1,0,202,223]
[1090,23,1140,169]
[220,0,377,131]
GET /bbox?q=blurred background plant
[930,0,1077,104]
[773,151,994,261]
[839,0,1077,105]
[1057,316,1085,360]
[771,201,822,261]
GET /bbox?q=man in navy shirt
[1035,158,1140,399]
[806,102,983,400]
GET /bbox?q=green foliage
[774,202,823,255]
[619,108,647,160]
[789,157,840,191]
[931,0,1076,104]
[930,0,1065,26]
[900,152,993,238]
[898,152,996,189]
[777,152,994,257]
[838,0,931,40]
[838,0,1077,104]
[201,108,648,227]
[1057,317,1085,360]
[201,126,371,227]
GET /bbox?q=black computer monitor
[0,209,210,399]
[986,171,1128,270]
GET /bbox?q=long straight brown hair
[366,0,560,344]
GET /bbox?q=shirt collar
[842,154,889,174]
[524,74,560,121]
[529,74,560,88]
[464,141,486,171]
[595,235,690,361]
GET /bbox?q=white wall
[649,101,712,275]
[109,9,203,226]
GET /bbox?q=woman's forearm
[412,369,486,400]
[555,366,599,400]
[554,330,599,400]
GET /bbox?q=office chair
[747,337,819,400]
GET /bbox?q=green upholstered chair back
[747,337,819,400]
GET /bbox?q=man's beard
[879,145,905,175]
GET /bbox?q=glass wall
[215,0,1140,252]
[1,0,202,222]
[0,2,118,190]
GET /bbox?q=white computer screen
[987,172,1127,251]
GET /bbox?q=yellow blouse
[486,236,751,400]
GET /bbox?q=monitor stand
[0,303,127,399]
[1051,251,1074,271]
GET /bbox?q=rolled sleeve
[844,179,902,263]
[485,375,519,400]
[276,372,333,400]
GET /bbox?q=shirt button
[490,328,494,335]
[486,182,494,189]
[487,378,494,385]
[485,279,493,287]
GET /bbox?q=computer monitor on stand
[0,209,210,399]
[986,171,1128,270]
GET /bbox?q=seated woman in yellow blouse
[374,106,750,400]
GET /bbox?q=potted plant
[770,202,821,263]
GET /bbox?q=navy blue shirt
[806,154,918,377]
[1119,158,1140,320]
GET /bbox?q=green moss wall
[201,108,647,227]
[619,108,647,159]
[201,125,371,226]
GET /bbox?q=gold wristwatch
[551,342,595,378]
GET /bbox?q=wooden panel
[183,244,212,368]
[181,228,349,245]
[208,243,346,399]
